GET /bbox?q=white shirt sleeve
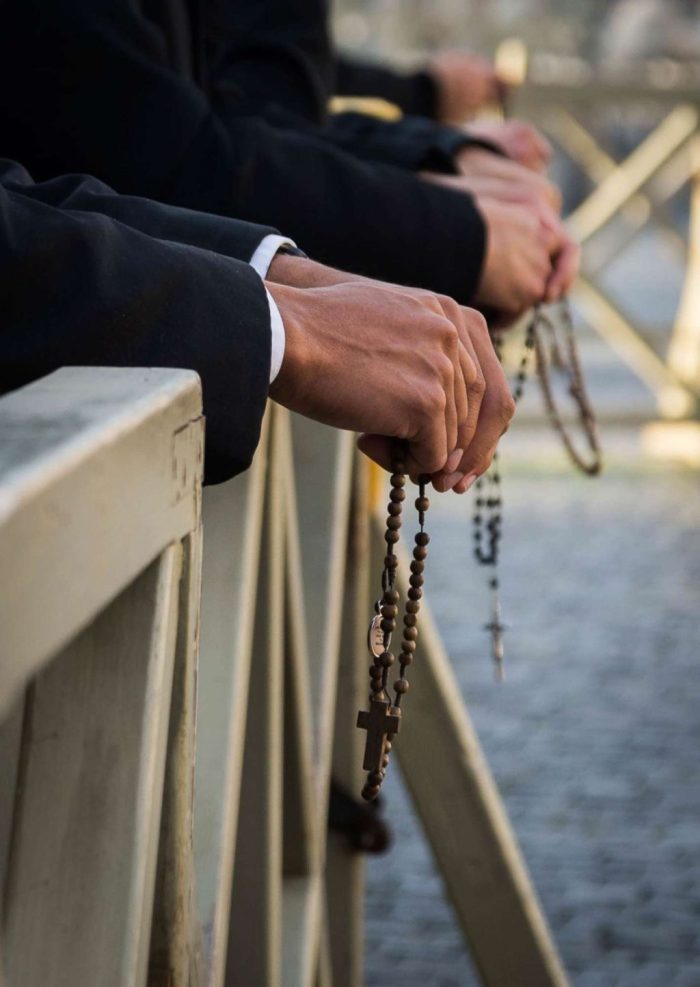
[249,234,298,279]
[249,234,298,384]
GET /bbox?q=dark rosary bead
[385,529,400,544]
[403,613,417,627]
[384,741,392,753]
[413,546,428,561]
[380,618,396,634]
[400,639,416,653]
[410,559,425,575]
[409,573,424,589]
[389,487,405,503]
[362,784,380,801]
[381,603,398,619]
[382,756,390,768]
[379,650,395,668]
[387,516,402,531]
[414,495,430,513]
[368,770,384,786]
[382,587,399,604]
[406,599,420,613]
[394,679,410,695]
[387,502,402,517]
[390,473,406,488]
[399,652,413,665]
[407,587,422,601]
[415,531,430,547]
[403,625,418,642]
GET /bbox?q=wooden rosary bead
[368,770,384,786]
[413,546,428,561]
[403,613,417,627]
[408,572,424,588]
[386,516,402,531]
[385,529,400,544]
[403,625,418,642]
[381,603,397,619]
[378,650,395,668]
[394,679,410,694]
[400,639,416,653]
[380,618,395,634]
[415,495,430,513]
[387,502,402,517]
[406,599,420,613]
[407,587,422,601]
[399,652,413,665]
[390,473,405,487]
[362,784,381,800]
[383,554,399,570]
[410,559,425,575]
[415,532,430,546]
[384,741,392,753]
[382,588,399,604]
[382,756,390,768]
[389,487,405,503]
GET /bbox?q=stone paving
[365,430,700,987]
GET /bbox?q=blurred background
[332,2,700,984]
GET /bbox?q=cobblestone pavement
[365,431,700,987]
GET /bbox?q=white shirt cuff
[249,234,298,279]
[265,289,286,384]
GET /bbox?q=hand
[360,298,515,490]
[451,147,562,212]
[266,280,514,487]
[473,198,555,321]
[428,51,507,122]
[466,120,553,172]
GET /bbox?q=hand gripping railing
[0,369,568,987]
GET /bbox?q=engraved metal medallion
[367,613,386,658]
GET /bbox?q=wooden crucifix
[357,699,401,772]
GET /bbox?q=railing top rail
[0,367,204,717]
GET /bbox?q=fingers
[546,237,580,301]
[452,314,515,481]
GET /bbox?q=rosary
[357,452,430,801]
[473,299,602,680]
[357,299,601,799]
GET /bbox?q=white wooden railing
[0,367,568,986]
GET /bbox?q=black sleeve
[0,170,271,485]
[0,0,485,303]
[335,56,438,119]
[0,161,281,262]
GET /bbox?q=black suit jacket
[0,161,276,484]
[0,0,485,303]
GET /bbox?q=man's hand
[472,198,555,321]
[266,280,514,488]
[449,147,562,212]
[428,51,507,123]
[466,120,553,173]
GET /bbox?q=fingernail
[441,470,464,491]
[445,448,464,473]
[463,472,479,491]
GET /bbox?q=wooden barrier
[0,369,568,985]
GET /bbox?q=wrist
[265,282,314,404]
[267,254,364,289]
